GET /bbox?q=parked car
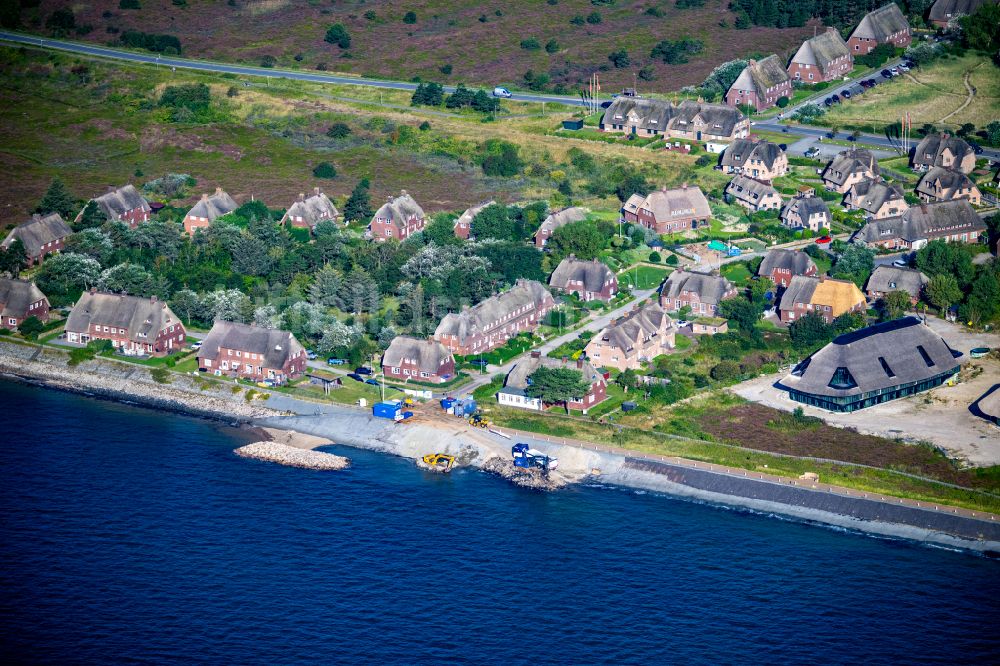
[327,358,347,366]
[190,341,202,350]
[842,89,852,99]
[880,69,892,78]
[889,67,899,76]
[365,378,380,386]
[469,359,489,367]
[804,147,820,158]
[347,373,364,382]
[354,366,373,375]
[306,350,317,360]
[969,141,984,154]
[892,259,908,268]
[492,86,512,98]
[824,97,833,107]
[830,94,840,104]
[897,63,909,72]
[815,235,832,244]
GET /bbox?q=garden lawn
[619,265,670,290]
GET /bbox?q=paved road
[0,30,585,108]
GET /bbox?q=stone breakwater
[482,457,565,490]
[234,442,349,470]
[0,340,283,422]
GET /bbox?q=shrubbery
[120,30,181,54]
[324,23,351,48]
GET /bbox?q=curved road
[0,30,585,107]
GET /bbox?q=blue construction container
[462,399,478,415]
[373,401,401,419]
[440,398,456,411]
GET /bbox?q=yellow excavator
[421,453,455,472]
[468,412,490,429]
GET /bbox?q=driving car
[492,86,512,98]
[815,235,832,244]
[892,259,908,268]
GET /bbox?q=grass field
[818,54,1000,133]
[619,265,670,290]
[13,0,815,93]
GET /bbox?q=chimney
[682,182,688,190]
[920,203,928,213]
[530,351,541,359]
[107,185,117,193]
[748,59,756,66]
[561,355,568,365]
[299,192,306,201]
[576,358,583,369]
[313,186,321,196]
[215,186,223,196]
[90,287,97,294]
[150,295,157,303]
[201,193,209,201]
[400,189,408,197]
[819,275,826,283]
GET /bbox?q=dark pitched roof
[65,291,181,343]
[846,180,906,214]
[503,355,603,395]
[382,336,453,374]
[781,194,831,224]
[1,213,72,258]
[853,200,986,243]
[915,167,977,199]
[823,148,880,187]
[186,188,238,222]
[720,139,784,170]
[0,278,47,319]
[434,279,554,344]
[725,175,780,205]
[783,317,960,399]
[455,200,495,230]
[661,270,735,306]
[373,190,425,226]
[758,249,817,277]
[536,207,587,239]
[929,0,989,23]
[198,320,305,369]
[851,3,910,41]
[91,184,150,219]
[282,188,339,227]
[791,29,851,74]
[912,133,974,168]
[592,302,672,352]
[623,186,712,222]
[549,257,615,292]
[601,98,744,136]
[779,276,865,314]
[731,55,790,97]
[866,265,928,297]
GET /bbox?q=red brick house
[280,188,339,231]
[534,207,588,248]
[369,190,426,241]
[0,278,50,329]
[852,200,987,250]
[866,265,928,305]
[497,352,607,413]
[1,213,72,266]
[928,0,987,28]
[381,336,455,384]
[847,3,911,54]
[599,98,749,141]
[453,200,494,240]
[757,249,818,288]
[621,185,712,234]
[79,184,151,229]
[549,256,618,302]
[65,290,186,357]
[197,320,306,384]
[659,270,738,317]
[788,28,853,83]
[726,55,793,111]
[778,276,866,324]
[183,187,238,235]
[433,279,555,355]
[915,167,982,206]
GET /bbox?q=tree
[718,296,761,338]
[615,368,638,393]
[480,140,523,177]
[63,228,113,265]
[965,266,1000,322]
[403,11,417,24]
[229,233,273,276]
[201,289,252,323]
[831,244,874,287]
[925,273,962,314]
[959,3,1000,51]
[525,366,591,413]
[710,360,740,381]
[614,169,651,202]
[608,49,630,68]
[411,82,444,106]
[159,83,211,112]
[74,200,109,231]
[879,290,912,321]
[422,215,461,246]
[650,38,703,64]
[170,288,201,325]
[547,220,604,261]
[35,252,101,297]
[324,23,351,48]
[18,316,45,340]
[789,312,834,350]
[586,11,602,24]
[98,262,154,296]
[37,178,77,219]
[545,39,559,53]
[327,122,351,138]
[343,179,373,222]
[916,240,975,288]
[749,276,774,309]
[0,239,28,277]
[45,7,75,35]
[313,162,337,178]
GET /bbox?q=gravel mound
[235,442,349,470]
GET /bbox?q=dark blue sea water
[1,381,999,664]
